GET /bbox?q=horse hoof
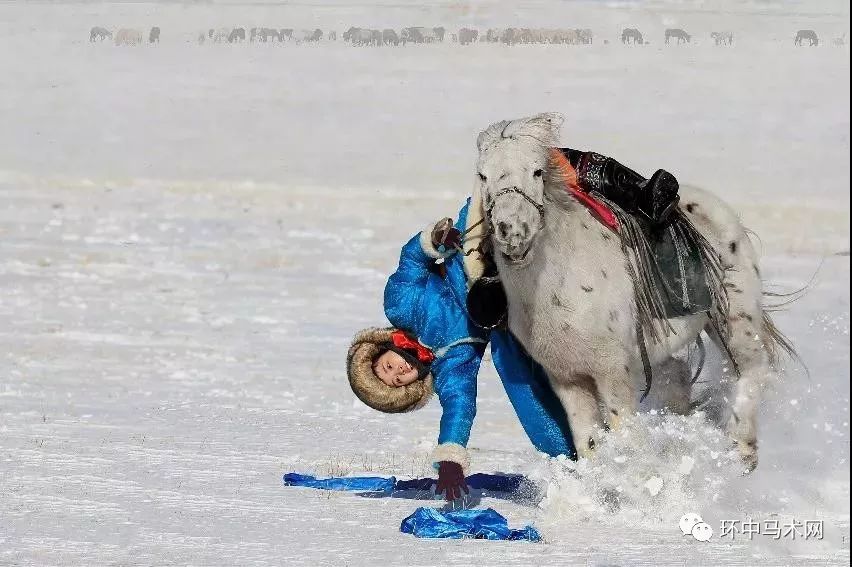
[732,439,758,474]
[607,413,623,432]
[740,452,758,474]
[576,441,597,460]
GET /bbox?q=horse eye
[478,173,487,182]
[533,169,543,178]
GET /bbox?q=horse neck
[541,191,585,247]
[493,191,582,300]
[543,177,586,216]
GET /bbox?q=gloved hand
[431,218,462,254]
[436,461,469,501]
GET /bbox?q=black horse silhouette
[622,28,643,44]
[795,29,819,46]
[89,26,111,42]
[665,28,691,44]
[228,28,246,43]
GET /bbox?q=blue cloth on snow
[400,507,541,542]
[282,473,395,493]
[383,199,576,459]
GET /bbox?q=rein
[456,216,492,257]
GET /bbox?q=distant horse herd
[89,25,848,48]
[198,27,330,44]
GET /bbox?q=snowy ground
[0,1,849,565]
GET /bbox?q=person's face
[373,350,420,387]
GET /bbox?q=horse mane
[544,147,582,210]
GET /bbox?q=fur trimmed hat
[347,327,434,413]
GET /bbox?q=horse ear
[477,120,509,152]
[531,112,564,139]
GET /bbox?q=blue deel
[383,199,575,459]
[282,473,395,493]
[399,507,541,542]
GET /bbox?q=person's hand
[431,218,462,254]
[436,461,469,501]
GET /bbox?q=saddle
[555,147,713,319]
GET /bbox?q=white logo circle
[691,522,713,542]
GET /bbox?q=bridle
[452,186,547,259]
[484,186,546,231]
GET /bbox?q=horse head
[476,113,563,264]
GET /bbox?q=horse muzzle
[497,239,533,265]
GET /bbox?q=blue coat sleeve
[432,344,485,448]
[383,233,434,332]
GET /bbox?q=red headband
[391,330,435,364]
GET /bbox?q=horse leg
[710,244,774,472]
[707,322,769,473]
[551,374,603,458]
[594,360,638,431]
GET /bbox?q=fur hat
[347,327,434,413]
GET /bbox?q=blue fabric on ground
[283,472,526,495]
[282,473,396,493]
[399,507,541,542]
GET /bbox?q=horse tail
[761,284,810,373]
[760,310,799,371]
[758,258,821,373]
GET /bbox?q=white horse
[711,31,733,46]
[115,28,143,46]
[466,113,794,471]
[210,27,231,43]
